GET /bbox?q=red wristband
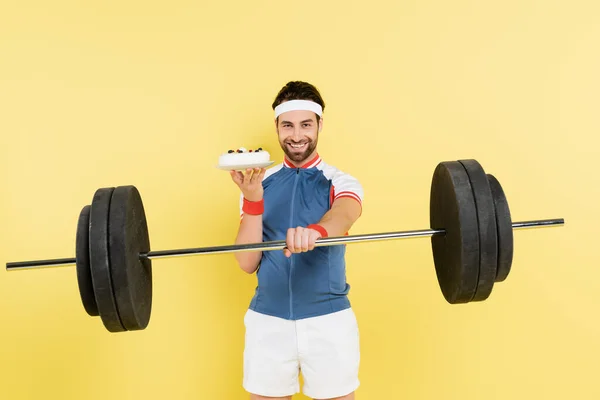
[242,197,264,215]
[307,224,328,238]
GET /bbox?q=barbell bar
[5,159,565,333]
[5,219,562,270]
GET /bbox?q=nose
[292,126,304,142]
[291,126,303,140]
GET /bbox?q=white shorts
[243,307,360,399]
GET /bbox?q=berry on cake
[218,147,271,169]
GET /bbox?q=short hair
[272,81,325,122]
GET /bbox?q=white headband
[274,100,323,119]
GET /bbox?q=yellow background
[1,1,598,399]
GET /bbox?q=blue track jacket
[239,153,364,320]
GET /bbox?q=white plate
[216,161,274,171]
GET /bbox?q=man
[229,81,364,400]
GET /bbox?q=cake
[218,147,271,168]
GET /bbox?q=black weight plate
[89,187,126,332]
[487,174,513,282]
[109,185,152,331]
[430,161,479,304]
[76,205,98,317]
[458,159,498,302]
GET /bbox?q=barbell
[5,159,564,333]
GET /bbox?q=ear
[318,117,323,132]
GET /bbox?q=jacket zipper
[288,168,300,319]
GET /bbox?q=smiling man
[229,81,364,400]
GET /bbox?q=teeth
[290,143,306,148]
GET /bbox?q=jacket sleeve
[331,171,364,208]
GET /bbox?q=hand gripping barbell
[6,159,565,333]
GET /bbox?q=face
[275,110,322,165]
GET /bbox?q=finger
[284,248,291,258]
[294,227,303,252]
[230,170,242,184]
[286,228,295,254]
[250,168,261,184]
[244,168,252,184]
[240,170,247,185]
[301,229,310,252]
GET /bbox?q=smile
[288,142,308,150]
